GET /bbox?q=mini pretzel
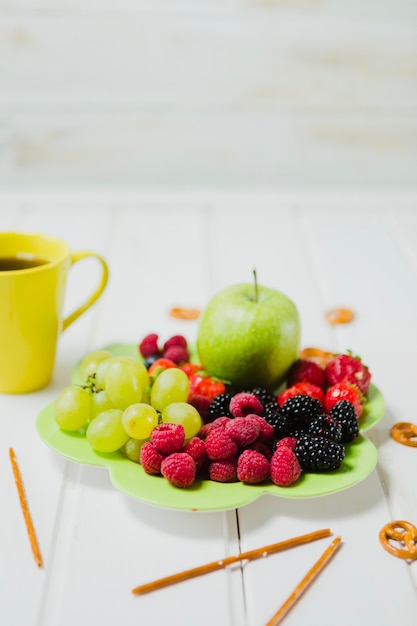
[390,422,417,448]
[325,308,355,325]
[379,521,417,560]
[169,307,201,320]
[299,347,334,368]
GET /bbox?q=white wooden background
[1,1,416,189]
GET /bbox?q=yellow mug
[0,232,109,393]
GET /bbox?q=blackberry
[280,395,322,430]
[263,404,295,438]
[308,414,343,443]
[249,387,277,409]
[208,392,233,421]
[330,400,360,443]
[295,435,345,472]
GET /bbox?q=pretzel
[299,347,334,368]
[169,307,201,320]
[390,422,417,447]
[325,308,355,325]
[379,521,417,560]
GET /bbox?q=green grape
[90,389,115,419]
[86,409,129,452]
[150,368,190,412]
[96,356,145,410]
[122,437,149,463]
[161,402,202,439]
[54,385,92,431]
[122,403,159,439]
[79,349,113,381]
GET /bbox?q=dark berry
[249,387,277,408]
[208,392,233,421]
[295,435,345,472]
[308,414,343,443]
[280,394,323,430]
[264,404,296,438]
[143,354,160,369]
[330,400,360,443]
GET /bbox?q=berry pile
[55,331,372,491]
[135,337,373,488]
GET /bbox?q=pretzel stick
[132,528,331,595]
[265,536,342,626]
[9,448,43,568]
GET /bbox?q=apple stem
[253,268,259,302]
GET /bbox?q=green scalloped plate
[36,344,384,512]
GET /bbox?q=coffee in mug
[0,232,109,393]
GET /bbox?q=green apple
[196,280,300,391]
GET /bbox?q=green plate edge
[36,343,383,512]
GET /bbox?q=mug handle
[62,251,109,332]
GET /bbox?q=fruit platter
[37,281,385,511]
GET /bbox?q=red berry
[140,442,165,475]
[325,352,372,394]
[197,416,231,440]
[188,393,211,422]
[287,359,326,390]
[205,428,238,461]
[180,362,202,377]
[139,333,161,358]
[246,414,275,442]
[150,423,185,454]
[237,449,270,484]
[163,345,190,364]
[278,382,324,407]
[270,446,301,486]
[324,382,364,418]
[163,335,188,351]
[209,457,238,483]
[229,392,263,417]
[224,416,260,447]
[182,437,206,470]
[275,436,297,451]
[161,453,196,488]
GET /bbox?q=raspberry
[139,333,161,358]
[205,428,238,460]
[224,416,260,446]
[188,393,211,422]
[161,453,196,488]
[150,423,185,454]
[237,449,270,484]
[182,437,206,470]
[230,392,263,417]
[197,416,231,440]
[140,442,165,475]
[247,414,275,442]
[274,436,297,451]
[270,446,301,486]
[163,335,188,351]
[287,359,326,390]
[163,345,190,364]
[247,441,273,461]
[209,456,238,483]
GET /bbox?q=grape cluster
[53,348,203,459]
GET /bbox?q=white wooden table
[1,191,416,626]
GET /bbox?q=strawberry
[189,373,226,401]
[287,358,326,390]
[324,382,364,418]
[325,351,372,394]
[278,382,325,407]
